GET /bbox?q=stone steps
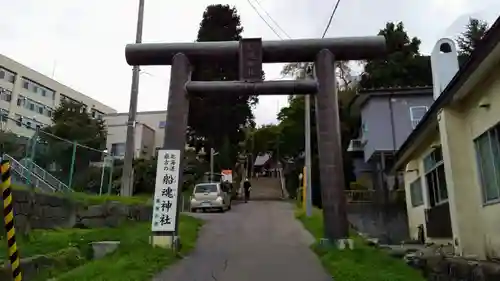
[248,177,283,200]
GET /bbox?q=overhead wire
[246,0,284,40]
[321,0,342,38]
[253,0,292,39]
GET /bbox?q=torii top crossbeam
[125,36,386,66]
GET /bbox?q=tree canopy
[456,17,490,67]
[360,22,432,89]
[246,124,281,157]
[188,4,258,169]
[36,100,107,188]
[43,100,107,149]
[457,18,489,57]
[0,131,29,159]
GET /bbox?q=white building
[103,110,168,159]
[0,53,116,137]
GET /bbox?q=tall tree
[360,22,432,89]
[0,131,29,159]
[188,4,258,167]
[36,100,107,187]
[457,18,489,58]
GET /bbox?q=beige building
[393,17,500,259]
[0,53,116,137]
[103,110,168,159]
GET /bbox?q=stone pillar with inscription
[151,53,191,250]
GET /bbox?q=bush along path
[296,208,425,281]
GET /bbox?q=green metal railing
[26,129,114,194]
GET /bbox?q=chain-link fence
[24,129,116,194]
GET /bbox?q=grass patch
[0,215,202,280]
[31,247,87,281]
[296,208,424,281]
[55,215,202,281]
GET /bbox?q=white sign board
[151,149,181,232]
[221,170,232,183]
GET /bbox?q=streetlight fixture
[210,148,219,183]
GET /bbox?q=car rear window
[195,184,218,193]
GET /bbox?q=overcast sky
[0,0,498,125]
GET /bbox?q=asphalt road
[152,201,332,281]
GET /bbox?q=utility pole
[296,66,313,217]
[121,0,145,197]
[210,148,214,182]
[303,66,313,217]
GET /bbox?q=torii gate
[125,36,386,250]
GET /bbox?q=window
[424,147,448,207]
[195,184,218,193]
[111,143,126,156]
[7,73,15,83]
[410,106,429,129]
[0,87,12,102]
[0,109,8,122]
[409,178,424,207]
[17,96,24,106]
[21,78,55,99]
[0,67,16,83]
[61,94,80,105]
[474,125,500,203]
[16,95,54,117]
[91,109,104,120]
[362,122,368,133]
[14,114,22,127]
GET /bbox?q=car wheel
[218,208,225,213]
[191,208,196,213]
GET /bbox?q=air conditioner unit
[347,139,365,152]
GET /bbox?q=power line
[321,0,342,38]
[246,0,284,40]
[253,0,292,39]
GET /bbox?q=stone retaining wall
[347,203,409,244]
[0,190,152,232]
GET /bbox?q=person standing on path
[243,178,252,203]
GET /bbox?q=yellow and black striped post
[1,159,22,281]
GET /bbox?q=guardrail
[3,154,55,193]
[19,158,73,192]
